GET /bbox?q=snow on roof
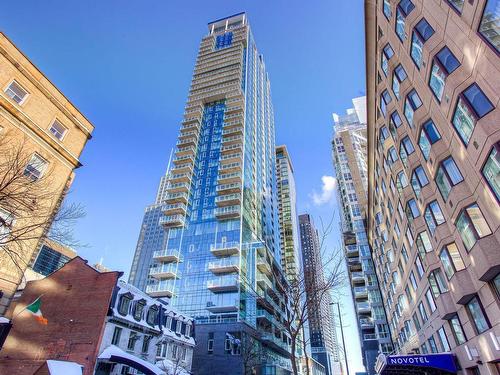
[156,358,191,375]
[161,326,195,346]
[99,345,164,375]
[0,317,10,324]
[46,360,83,375]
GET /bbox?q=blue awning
[376,353,458,374]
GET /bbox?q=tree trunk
[290,339,298,375]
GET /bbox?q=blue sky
[1,0,366,372]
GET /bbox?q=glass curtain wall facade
[366,0,499,373]
[298,214,340,375]
[146,13,292,375]
[128,173,170,292]
[332,98,392,375]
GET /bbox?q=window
[395,0,415,41]
[381,44,394,76]
[401,245,409,264]
[208,332,214,354]
[389,111,402,139]
[380,90,392,117]
[426,289,437,313]
[466,296,490,334]
[410,271,418,291]
[482,143,500,201]
[400,136,415,167]
[478,0,500,53]
[428,335,439,353]
[424,201,445,235]
[5,80,28,104]
[437,326,451,352]
[449,314,467,345]
[456,204,492,251]
[49,120,67,141]
[396,171,408,193]
[404,91,422,129]
[416,231,432,255]
[447,0,464,12]
[439,243,465,279]
[0,208,14,239]
[388,147,398,165]
[418,120,441,160]
[392,64,407,100]
[415,255,425,279]
[411,18,435,68]
[418,301,428,321]
[24,154,47,181]
[112,327,122,345]
[133,301,145,321]
[452,84,494,145]
[142,336,151,353]
[176,319,182,334]
[146,306,158,326]
[412,312,421,331]
[383,0,392,19]
[118,295,132,315]
[411,166,429,198]
[436,157,464,200]
[127,332,139,350]
[406,198,420,221]
[429,47,460,101]
[429,268,449,297]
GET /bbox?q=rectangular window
[428,335,439,353]
[478,0,500,53]
[382,44,394,76]
[438,326,451,352]
[449,314,467,345]
[439,243,465,279]
[429,268,449,297]
[429,47,460,101]
[416,231,432,255]
[396,170,408,193]
[127,332,138,350]
[142,336,151,353]
[411,166,429,198]
[404,90,422,127]
[466,296,490,334]
[412,313,421,331]
[418,301,428,321]
[396,8,406,41]
[424,201,445,235]
[49,120,67,141]
[389,111,402,140]
[24,154,48,181]
[482,143,500,202]
[5,80,28,104]
[419,120,441,160]
[406,198,420,221]
[383,0,392,19]
[380,90,392,117]
[447,0,465,12]
[411,19,435,68]
[436,157,464,200]
[112,327,122,345]
[452,84,494,145]
[415,255,425,279]
[208,332,214,354]
[392,64,407,100]
[456,203,492,251]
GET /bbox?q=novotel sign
[377,353,457,374]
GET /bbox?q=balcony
[222,134,243,146]
[257,255,272,276]
[166,181,190,194]
[208,256,240,274]
[175,146,197,158]
[356,301,371,314]
[182,117,201,127]
[178,130,198,139]
[257,272,273,290]
[220,152,242,165]
[223,117,244,130]
[153,249,182,263]
[150,264,181,280]
[176,137,197,148]
[215,205,240,220]
[351,271,365,284]
[216,182,241,195]
[170,163,193,175]
[215,193,241,207]
[165,192,189,205]
[217,172,242,184]
[225,105,243,115]
[222,126,243,137]
[359,318,374,329]
[218,160,242,173]
[348,257,362,272]
[210,241,240,257]
[168,173,192,184]
[162,203,187,216]
[172,154,195,165]
[221,143,243,154]
[345,245,359,258]
[207,275,239,292]
[354,286,368,299]
[159,215,185,228]
[146,282,175,298]
[261,333,290,357]
[206,300,239,313]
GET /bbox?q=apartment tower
[298,214,340,375]
[0,33,94,314]
[366,0,499,373]
[332,97,393,375]
[276,145,300,282]
[146,13,293,374]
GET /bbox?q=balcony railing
[216,182,241,194]
[210,241,240,256]
[153,249,181,263]
[162,203,187,216]
[257,272,273,290]
[257,255,272,276]
[217,172,242,184]
[146,281,175,298]
[159,215,185,228]
[207,275,239,292]
[208,256,240,274]
[165,192,189,204]
[214,205,240,219]
[150,264,181,279]
[215,193,241,206]
[356,301,371,313]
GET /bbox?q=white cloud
[310,175,337,206]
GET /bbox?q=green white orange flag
[25,297,48,325]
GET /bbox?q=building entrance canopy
[98,345,164,375]
[375,353,457,375]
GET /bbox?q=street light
[331,302,350,375]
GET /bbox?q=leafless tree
[0,131,84,285]
[240,332,264,375]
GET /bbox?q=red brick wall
[0,257,121,375]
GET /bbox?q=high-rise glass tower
[276,145,300,282]
[332,97,392,375]
[298,214,340,375]
[128,173,169,292]
[146,13,292,374]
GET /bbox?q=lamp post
[331,302,350,375]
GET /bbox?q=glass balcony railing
[146,281,175,297]
[159,215,185,228]
[208,256,240,274]
[210,241,240,256]
[152,249,181,262]
[207,275,239,292]
[149,264,181,279]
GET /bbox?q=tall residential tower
[332,97,393,375]
[146,13,293,374]
[366,0,499,373]
[298,214,340,375]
